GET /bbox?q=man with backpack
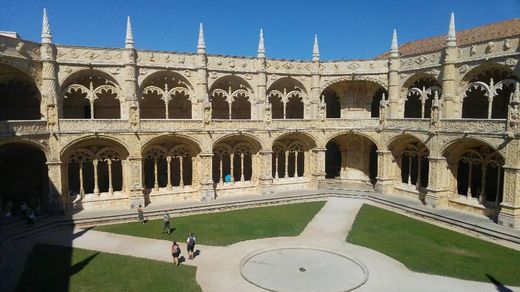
[186,233,196,259]
[162,211,171,234]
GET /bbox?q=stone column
[375,150,394,193]
[258,150,273,195]
[387,30,402,118]
[93,159,100,195]
[240,153,245,181]
[127,156,144,208]
[256,51,267,120]
[123,21,139,124]
[108,160,114,195]
[284,151,289,178]
[441,15,460,119]
[40,15,60,131]
[179,156,184,188]
[425,156,451,208]
[274,152,279,179]
[153,158,159,191]
[166,156,172,190]
[498,138,520,228]
[46,160,65,214]
[199,152,215,201]
[312,148,327,187]
[230,153,235,182]
[219,155,224,185]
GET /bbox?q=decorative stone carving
[504,39,512,51]
[264,102,272,124]
[507,83,520,137]
[486,42,495,54]
[429,91,442,131]
[459,64,469,74]
[203,102,212,127]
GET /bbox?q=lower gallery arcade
[0,132,505,220]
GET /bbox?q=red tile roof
[378,18,520,58]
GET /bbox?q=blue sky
[1,0,519,60]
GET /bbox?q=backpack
[188,237,195,247]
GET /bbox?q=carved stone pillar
[441,44,459,118]
[107,159,114,195]
[93,159,100,195]
[41,43,60,131]
[258,150,273,195]
[127,156,144,208]
[256,55,267,120]
[387,34,402,118]
[46,160,65,214]
[196,52,208,120]
[375,150,394,193]
[166,156,172,190]
[498,139,520,228]
[425,156,450,207]
[123,48,138,122]
[313,148,326,187]
[199,152,215,201]
[310,61,321,119]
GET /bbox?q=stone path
[3,198,519,291]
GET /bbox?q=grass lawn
[17,244,201,292]
[347,204,520,286]
[95,201,325,246]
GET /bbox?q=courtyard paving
[2,197,518,291]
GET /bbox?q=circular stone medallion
[241,247,368,292]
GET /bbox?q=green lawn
[17,244,201,292]
[347,204,520,286]
[95,201,325,246]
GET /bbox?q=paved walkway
[2,197,519,291]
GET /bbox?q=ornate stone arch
[141,134,202,156]
[60,69,122,119]
[325,131,380,150]
[60,135,129,160]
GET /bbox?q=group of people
[171,233,196,266]
[0,198,40,226]
[137,205,197,267]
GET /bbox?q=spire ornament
[42,8,52,44]
[125,16,134,49]
[312,34,320,62]
[257,29,265,58]
[197,23,206,54]
[446,12,457,46]
[390,29,398,57]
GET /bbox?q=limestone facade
[1,11,520,228]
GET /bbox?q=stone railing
[439,119,506,134]
[386,118,430,131]
[0,120,48,136]
[0,118,509,137]
[59,119,130,133]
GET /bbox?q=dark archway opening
[324,91,340,118]
[325,141,341,179]
[0,80,41,120]
[0,144,48,210]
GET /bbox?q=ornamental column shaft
[93,159,100,195]
[498,138,520,228]
[311,34,321,119]
[166,156,172,190]
[41,9,60,132]
[375,150,394,193]
[196,23,208,120]
[441,13,459,118]
[108,160,114,195]
[387,29,402,118]
[257,29,267,120]
[124,17,139,126]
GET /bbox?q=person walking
[186,233,196,260]
[137,205,145,224]
[162,211,171,234]
[171,240,181,266]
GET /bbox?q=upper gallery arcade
[1,9,520,229]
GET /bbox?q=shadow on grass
[486,274,513,292]
[70,252,99,276]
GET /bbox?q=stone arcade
[1,10,520,228]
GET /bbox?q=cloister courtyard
[2,193,520,291]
